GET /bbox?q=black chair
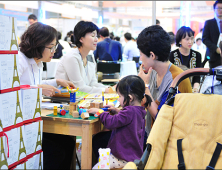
[97,61,120,80]
[133,56,140,69]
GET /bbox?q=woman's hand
[56,79,75,89]
[38,84,61,97]
[138,65,152,84]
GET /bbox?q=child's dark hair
[116,75,152,107]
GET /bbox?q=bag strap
[177,139,186,170]
[206,142,222,170]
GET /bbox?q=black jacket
[202,18,220,62]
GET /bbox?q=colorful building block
[53,106,57,116]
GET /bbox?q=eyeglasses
[216,8,222,11]
[45,44,58,53]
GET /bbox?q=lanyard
[31,64,41,85]
[179,52,190,66]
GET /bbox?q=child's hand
[88,108,100,114]
[104,105,120,115]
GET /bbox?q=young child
[89,75,151,169]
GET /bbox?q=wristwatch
[145,84,150,89]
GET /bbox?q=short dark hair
[110,32,114,40]
[175,26,194,47]
[200,28,203,32]
[28,14,37,20]
[20,22,57,59]
[168,31,175,36]
[196,38,202,42]
[169,35,175,45]
[124,32,132,41]
[214,0,222,9]
[74,21,99,48]
[99,27,109,37]
[114,36,120,41]
[156,19,160,25]
[137,25,171,62]
[57,31,61,40]
[116,75,151,107]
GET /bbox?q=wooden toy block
[63,105,69,110]
[90,102,103,108]
[71,111,79,118]
[69,102,78,113]
[81,112,89,119]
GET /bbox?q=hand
[56,79,75,89]
[104,105,120,115]
[216,47,221,54]
[38,84,61,97]
[138,65,152,84]
[105,88,110,93]
[88,108,100,114]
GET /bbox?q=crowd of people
[16,0,222,169]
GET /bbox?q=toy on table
[90,101,103,109]
[67,87,80,118]
[53,106,57,116]
[94,109,104,117]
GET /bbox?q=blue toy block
[70,92,76,103]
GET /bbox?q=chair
[97,61,120,80]
[132,56,140,69]
[124,68,222,169]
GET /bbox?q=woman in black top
[169,26,202,92]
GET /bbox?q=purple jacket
[99,106,146,162]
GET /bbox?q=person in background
[202,0,222,68]
[168,31,178,51]
[192,38,206,51]
[56,21,112,93]
[53,31,64,59]
[114,36,120,41]
[110,32,114,40]
[156,19,160,25]
[90,75,151,169]
[18,22,75,169]
[64,31,71,41]
[123,32,140,61]
[137,25,192,136]
[169,26,202,92]
[94,27,122,61]
[28,14,38,25]
[97,34,102,42]
[195,28,203,42]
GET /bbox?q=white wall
[45,18,80,40]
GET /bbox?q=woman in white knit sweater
[56,21,110,93]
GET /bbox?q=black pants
[92,131,112,161]
[43,133,75,170]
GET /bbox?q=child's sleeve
[99,107,133,129]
